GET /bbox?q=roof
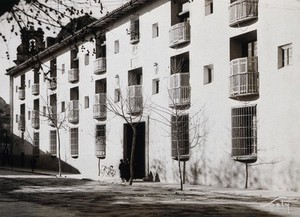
[6,0,159,76]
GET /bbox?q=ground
[0,168,299,217]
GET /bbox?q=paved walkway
[1,167,300,216]
[1,166,300,202]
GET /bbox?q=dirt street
[0,169,298,217]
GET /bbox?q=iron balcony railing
[68,68,79,83]
[68,100,79,123]
[169,21,190,48]
[48,105,57,126]
[32,83,39,95]
[168,73,191,108]
[93,93,107,119]
[94,57,107,74]
[48,77,57,90]
[229,56,259,99]
[31,110,40,129]
[18,88,25,100]
[18,114,25,131]
[229,0,258,27]
[127,85,143,114]
[95,136,106,159]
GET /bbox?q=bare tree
[149,56,206,190]
[106,80,146,185]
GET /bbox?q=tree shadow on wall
[150,159,167,182]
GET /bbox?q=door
[123,122,145,179]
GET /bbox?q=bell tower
[14,26,45,65]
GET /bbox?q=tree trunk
[183,161,186,184]
[57,128,62,177]
[245,163,248,189]
[177,143,183,191]
[98,158,101,176]
[129,127,136,185]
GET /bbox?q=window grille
[50,130,57,156]
[33,132,39,156]
[231,105,257,163]
[95,125,106,159]
[130,15,140,44]
[171,114,190,161]
[70,128,78,157]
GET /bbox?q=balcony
[168,73,191,108]
[48,77,57,90]
[48,105,57,126]
[169,21,190,48]
[229,56,259,99]
[95,136,106,159]
[93,93,106,119]
[31,110,40,129]
[94,57,106,74]
[18,88,25,100]
[127,85,143,114]
[18,114,25,131]
[229,0,258,27]
[68,68,79,83]
[32,83,39,95]
[68,100,79,123]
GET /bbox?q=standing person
[118,159,125,182]
[124,158,130,182]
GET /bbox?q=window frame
[278,43,292,69]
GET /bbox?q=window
[70,128,78,157]
[205,0,213,16]
[114,40,119,54]
[152,79,160,94]
[114,88,121,103]
[28,111,31,120]
[171,115,189,161]
[152,23,159,38]
[204,64,213,85]
[33,132,39,156]
[43,106,46,116]
[129,15,140,44]
[278,43,292,68]
[84,96,89,108]
[95,125,106,159]
[28,79,31,88]
[231,105,257,162]
[16,114,18,123]
[84,53,89,65]
[61,101,65,112]
[62,64,65,74]
[50,130,57,156]
[16,85,18,93]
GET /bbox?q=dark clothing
[124,161,130,182]
[119,161,126,181]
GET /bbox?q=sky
[0,0,128,103]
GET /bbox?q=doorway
[123,122,146,179]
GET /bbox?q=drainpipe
[9,75,14,169]
[146,114,150,176]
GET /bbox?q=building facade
[6,0,300,191]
